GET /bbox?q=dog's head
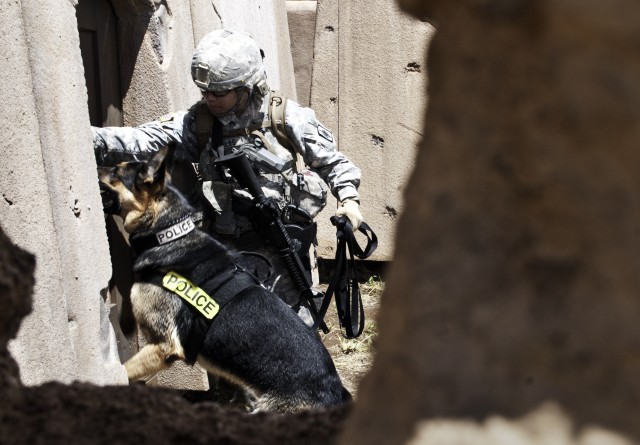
[98,145,175,233]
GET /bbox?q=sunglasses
[199,88,234,97]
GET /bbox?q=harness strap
[270,91,305,175]
[138,265,261,363]
[313,217,378,338]
[195,100,213,154]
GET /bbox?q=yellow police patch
[162,271,220,320]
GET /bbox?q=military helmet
[191,29,268,95]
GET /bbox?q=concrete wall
[286,1,317,107]
[1,0,126,386]
[115,0,296,127]
[0,0,295,388]
[307,0,433,261]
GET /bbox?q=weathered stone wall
[114,0,296,127]
[309,0,433,261]
[339,1,640,444]
[1,0,126,386]
[286,1,317,107]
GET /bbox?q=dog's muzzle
[99,182,121,215]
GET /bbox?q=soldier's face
[202,89,243,116]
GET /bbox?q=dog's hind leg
[124,342,183,382]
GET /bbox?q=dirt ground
[317,276,383,397]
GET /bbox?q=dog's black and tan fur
[98,146,350,412]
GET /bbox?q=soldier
[93,28,363,325]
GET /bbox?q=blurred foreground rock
[340,1,640,444]
[0,226,34,393]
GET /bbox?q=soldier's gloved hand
[335,199,363,230]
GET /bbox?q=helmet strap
[230,88,251,115]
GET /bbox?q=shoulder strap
[269,91,292,151]
[269,91,305,173]
[194,100,214,154]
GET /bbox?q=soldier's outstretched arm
[92,111,195,166]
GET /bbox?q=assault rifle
[215,151,328,332]
[241,141,286,174]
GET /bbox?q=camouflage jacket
[93,92,361,221]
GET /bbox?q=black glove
[99,182,121,215]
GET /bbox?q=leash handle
[314,216,378,338]
[348,220,378,260]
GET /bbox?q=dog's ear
[137,145,176,192]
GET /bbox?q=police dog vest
[162,271,219,319]
[139,264,260,364]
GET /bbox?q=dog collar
[130,215,195,255]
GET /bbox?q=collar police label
[156,217,196,245]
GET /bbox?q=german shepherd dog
[98,145,350,412]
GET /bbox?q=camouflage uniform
[92,91,361,308]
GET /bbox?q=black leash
[313,216,378,338]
